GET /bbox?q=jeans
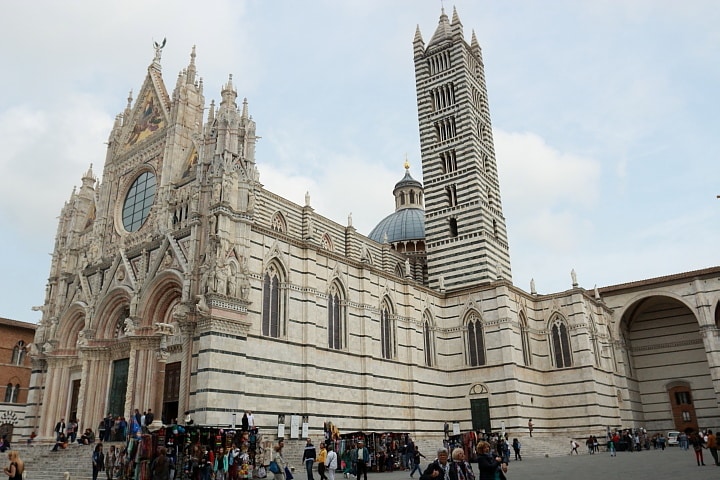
[305,460,314,480]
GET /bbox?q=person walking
[570,440,579,455]
[92,443,105,480]
[3,451,24,480]
[317,443,328,480]
[273,441,288,480]
[690,432,706,466]
[409,445,426,478]
[325,444,338,480]
[302,439,317,480]
[105,445,117,480]
[152,447,172,480]
[511,439,521,461]
[707,430,718,465]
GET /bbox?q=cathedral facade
[26,8,720,443]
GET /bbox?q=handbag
[257,466,267,478]
[269,461,281,474]
[284,466,294,480]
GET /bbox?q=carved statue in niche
[247,191,255,213]
[405,258,411,277]
[199,264,210,295]
[215,261,228,296]
[227,263,237,297]
[123,317,136,336]
[76,330,88,347]
[213,181,222,203]
[239,273,250,301]
[163,249,173,269]
[48,318,58,341]
[208,214,217,238]
[195,294,210,314]
[117,267,125,282]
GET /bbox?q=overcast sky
[1,1,718,323]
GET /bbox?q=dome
[394,170,422,191]
[368,208,425,244]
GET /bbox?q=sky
[1,1,718,323]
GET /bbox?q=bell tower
[414,7,511,291]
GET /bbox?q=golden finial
[404,153,410,171]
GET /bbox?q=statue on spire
[153,37,167,65]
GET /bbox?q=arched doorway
[620,295,710,432]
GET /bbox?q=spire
[124,90,133,120]
[450,6,463,38]
[186,45,197,85]
[241,97,249,120]
[220,74,238,108]
[413,25,425,58]
[82,163,95,182]
[427,6,452,47]
[471,30,483,63]
[208,99,215,123]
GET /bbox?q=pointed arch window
[467,312,486,366]
[11,341,26,365]
[589,318,602,367]
[380,299,396,360]
[270,212,287,233]
[262,264,285,338]
[520,313,531,366]
[4,383,19,403]
[327,282,345,350]
[550,316,572,368]
[422,312,435,367]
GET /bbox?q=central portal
[108,358,129,417]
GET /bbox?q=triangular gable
[180,145,199,180]
[121,68,171,151]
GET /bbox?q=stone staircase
[13,441,125,480]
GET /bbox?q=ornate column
[177,317,196,418]
[152,322,175,428]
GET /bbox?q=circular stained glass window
[122,171,157,232]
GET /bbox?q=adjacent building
[0,317,36,441]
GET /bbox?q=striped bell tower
[414,7,512,292]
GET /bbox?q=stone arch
[57,304,87,351]
[140,271,184,328]
[612,290,698,338]
[94,287,132,340]
[617,294,709,432]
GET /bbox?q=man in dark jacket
[302,438,317,480]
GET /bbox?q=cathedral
[25,7,720,444]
